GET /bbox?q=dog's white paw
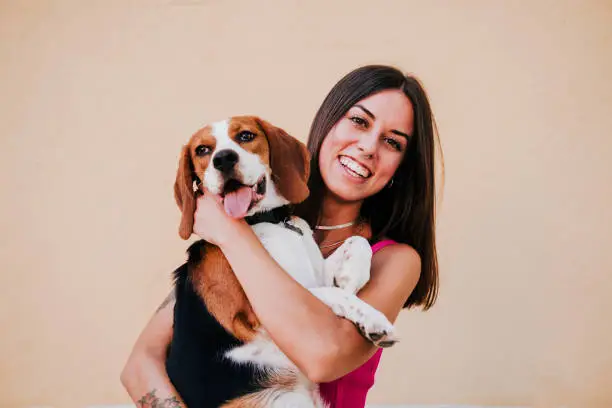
[354,305,399,348]
[327,236,372,294]
[310,287,398,348]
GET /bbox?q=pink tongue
[223,186,255,218]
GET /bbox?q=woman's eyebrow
[355,104,412,138]
[354,104,375,119]
[391,129,411,139]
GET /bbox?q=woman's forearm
[121,352,186,407]
[217,222,374,381]
[121,295,186,407]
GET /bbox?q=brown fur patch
[191,243,260,343]
[173,125,217,240]
[219,393,265,408]
[228,116,271,165]
[260,370,299,389]
[219,371,301,408]
[255,117,310,204]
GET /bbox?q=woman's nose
[356,132,378,157]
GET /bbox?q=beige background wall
[1,1,611,407]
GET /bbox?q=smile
[338,155,372,179]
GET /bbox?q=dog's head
[174,116,310,239]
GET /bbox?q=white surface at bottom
[83,405,530,408]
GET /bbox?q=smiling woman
[298,66,440,270]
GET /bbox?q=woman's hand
[192,189,247,246]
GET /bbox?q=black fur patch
[166,257,265,407]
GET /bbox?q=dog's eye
[237,131,256,143]
[195,145,212,156]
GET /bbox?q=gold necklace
[319,238,350,249]
[317,222,365,250]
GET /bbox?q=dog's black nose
[213,149,239,172]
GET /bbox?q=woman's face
[319,89,414,203]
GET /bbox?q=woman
[121,64,441,407]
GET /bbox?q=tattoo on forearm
[137,389,183,408]
[156,291,175,313]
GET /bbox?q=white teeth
[339,156,371,178]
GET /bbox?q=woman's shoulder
[372,237,418,256]
[366,238,421,316]
[371,238,421,278]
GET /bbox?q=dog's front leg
[309,286,398,348]
[323,236,372,294]
[317,236,398,348]
[310,287,398,348]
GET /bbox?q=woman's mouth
[338,155,372,179]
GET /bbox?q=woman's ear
[174,145,196,240]
[256,117,310,204]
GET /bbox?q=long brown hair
[296,65,443,310]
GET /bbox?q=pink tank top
[318,239,397,408]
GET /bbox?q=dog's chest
[251,222,321,288]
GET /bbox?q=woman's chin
[325,183,368,204]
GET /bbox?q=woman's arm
[216,220,421,383]
[120,292,186,407]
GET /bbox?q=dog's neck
[245,205,292,226]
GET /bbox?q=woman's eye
[350,116,367,127]
[195,145,212,156]
[237,131,256,143]
[384,137,402,151]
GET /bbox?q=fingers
[195,189,223,214]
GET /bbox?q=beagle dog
[167,116,397,408]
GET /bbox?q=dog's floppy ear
[174,145,196,240]
[256,117,310,204]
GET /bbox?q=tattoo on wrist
[156,291,175,313]
[137,389,183,408]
